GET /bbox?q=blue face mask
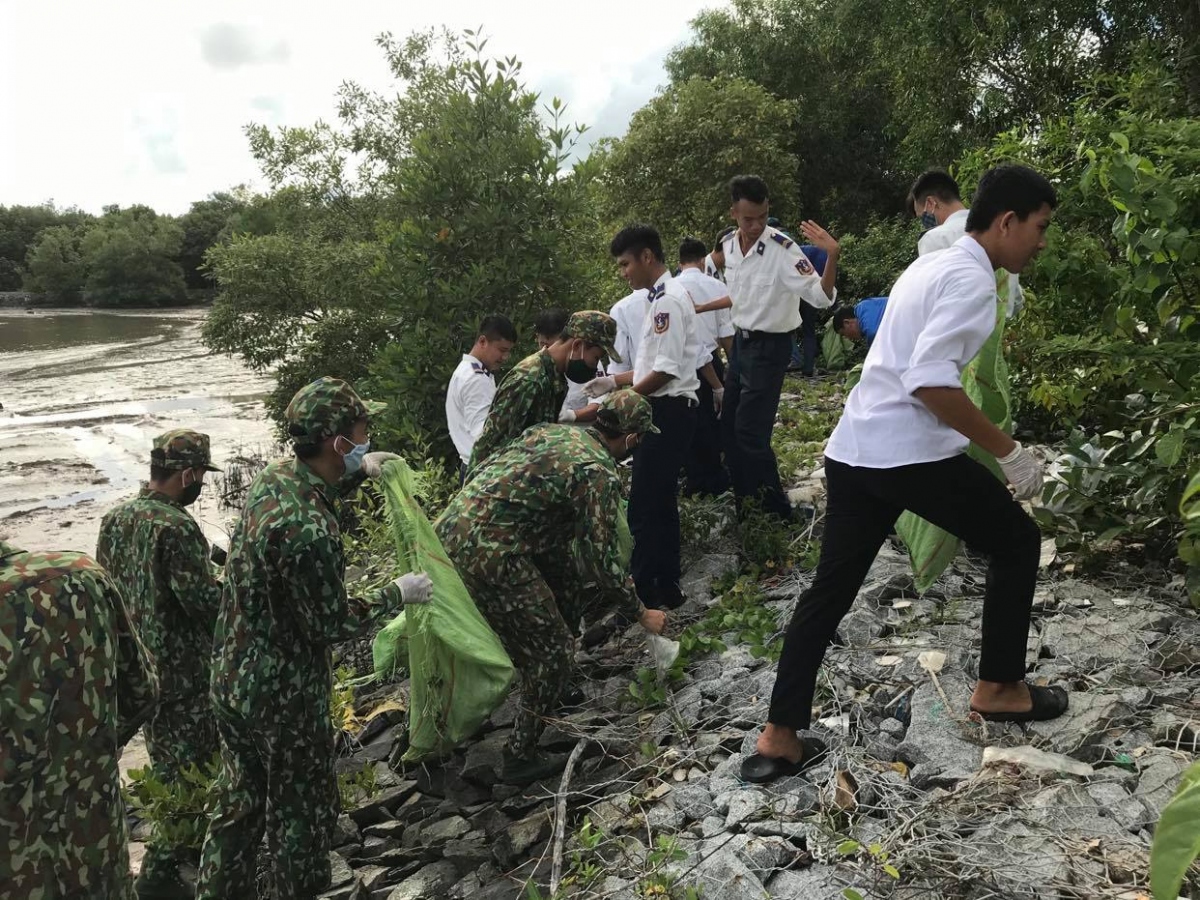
[338,437,371,475]
[920,211,938,231]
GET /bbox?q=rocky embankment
[314,532,1198,899]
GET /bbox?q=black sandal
[740,736,828,784]
[971,684,1069,723]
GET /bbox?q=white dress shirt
[722,225,835,333]
[607,290,646,376]
[919,208,1023,317]
[674,267,734,369]
[825,236,999,468]
[446,353,496,465]
[633,272,700,400]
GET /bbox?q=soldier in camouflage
[0,540,155,899]
[195,377,432,900]
[468,310,621,476]
[97,429,224,899]
[437,389,667,784]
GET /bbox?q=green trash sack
[895,274,1013,592]
[371,610,409,674]
[371,457,515,762]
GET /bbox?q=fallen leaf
[363,699,407,722]
[1038,538,1057,568]
[917,650,946,674]
[890,761,910,779]
[876,656,903,667]
[644,783,672,801]
[834,770,859,811]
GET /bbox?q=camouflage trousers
[460,556,574,759]
[140,693,218,883]
[195,699,338,900]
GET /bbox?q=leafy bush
[123,756,221,854]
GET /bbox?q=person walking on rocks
[436,390,667,785]
[742,165,1068,785]
[0,539,155,899]
[196,377,433,899]
[468,311,622,476]
[97,429,225,899]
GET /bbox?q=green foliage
[0,203,93,291]
[627,666,669,709]
[123,755,221,853]
[1150,760,1200,900]
[596,75,799,244]
[675,576,781,669]
[22,225,87,303]
[177,188,256,289]
[338,764,381,811]
[836,216,919,300]
[80,205,187,308]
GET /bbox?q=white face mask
[335,435,371,475]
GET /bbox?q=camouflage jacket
[209,458,404,723]
[468,350,566,475]
[437,424,644,622]
[97,487,221,706]
[0,540,154,899]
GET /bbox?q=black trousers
[684,355,730,497]
[798,302,818,375]
[722,331,792,518]
[768,454,1041,730]
[630,395,698,606]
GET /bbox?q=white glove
[396,572,433,605]
[558,408,577,424]
[361,451,400,479]
[582,375,617,399]
[712,387,725,415]
[997,442,1044,501]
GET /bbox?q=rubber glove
[997,442,1044,501]
[362,451,401,479]
[582,375,617,399]
[396,572,433,604]
[558,408,577,423]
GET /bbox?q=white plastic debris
[647,634,680,677]
[981,746,1094,778]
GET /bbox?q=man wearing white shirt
[912,169,1023,317]
[742,165,1066,785]
[446,315,516,479]
[608,289,647,379]
[720,175,839,521]
[586,225,699,609]
[676,237,735,497]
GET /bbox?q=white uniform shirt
[825,236,999,469]
[703,253,724,281]
[633,272,700,400]
[723,226,836,333]
[674,267,734,369]
[446,353,496,465]
[919,208,1023,317]
[607,290,647,376]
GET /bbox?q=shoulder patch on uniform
[653,311,670,334]
[795,254,815,275]
[770,232,794,249]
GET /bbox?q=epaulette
[471,362,489,374]
[770,232,794,249]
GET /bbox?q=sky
[0,1,718,215]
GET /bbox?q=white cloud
[0,1,720,215]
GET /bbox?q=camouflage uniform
[0,540,155,900]
[96,430,224,887]
[468,311,621,475]
[196,377,402,900]
[436,390,656,759]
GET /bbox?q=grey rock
[1028,692,1133,757]
[329,852,354,888]
[682,553,738,606]
[731,833,799,877]
[1086,781,1150,833]
[347,781,420,827]
[1027,783,1127,838]
[745,820,816,843]
[362,820,407,841]
[385,860,460,900]
[420,815,470,843]
[767,866,848,899]
[588,792,636,833]
[357,836,400,860]
[672,784,716,822]
[879,717,906,739]
[1134,749,1193,821]
[317,884,359,900]
[493,809,551,866]
[865,733,898,762]
[461,735,506,786]
[725,788,769,828]
[442,835,492,869]
[333,814,361,848]
[646,800,685,832]
[688,847,768,900]
[759,776,820,819]
[355,864,393,891]
[955,818,1072,895]
[895,674,983,788]
[1040,610,1168,671]
[699,815,727,838]
[598,876,639,900]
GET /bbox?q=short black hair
[678,237,708,264]
[534,308,569,339]
[966,164,1058,232]
[910,170,962,208]
[730,175,769,205]
[150,463,172,482]
[714,225,736,247]
[610,224,664,263]
[479,314,517,343]
[832,307,858,334]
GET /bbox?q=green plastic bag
[821,320,856,371]
[895,272,1014,591]
[372,610,409,675]
[372,458,514,761]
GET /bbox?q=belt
[737,328,789,341]
[650,394,699,408]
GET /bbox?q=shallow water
[0,308,276,554]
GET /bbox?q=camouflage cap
[565,311,622,364]
[597,389,659,436]
[285,376,387,443]
[152,429,221,472]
